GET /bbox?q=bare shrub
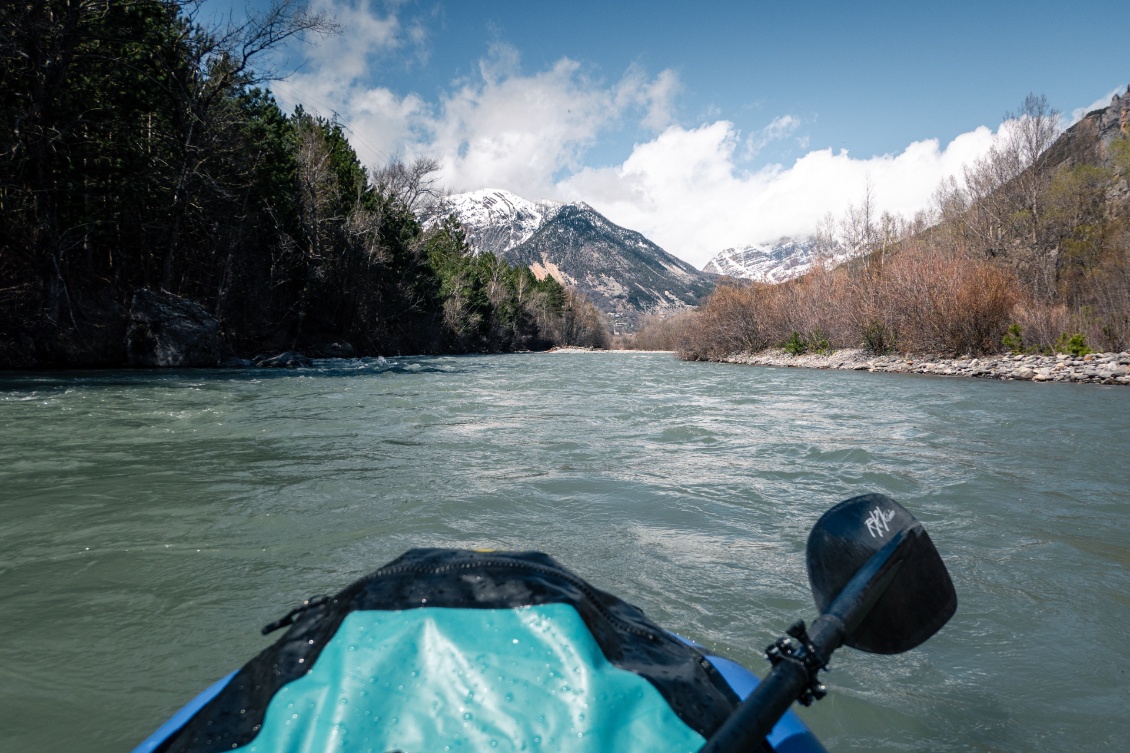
[677,283,770,360]
[559,290,611,349]
[793,264,857,345]
[1012,302,1073,352]
[1076,230,1130,351]
[629,311,697,351]
[877,247,1019,354]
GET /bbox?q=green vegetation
[1002,324,1025,354]
[862,321,897,355]
[0,0,606,368]
[783,331,807,355]
[782,330,830,355]
[1055,333,1093,357]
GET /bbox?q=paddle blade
[806,494,957,654]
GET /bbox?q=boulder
[254,351,313,368]
[307,342,355,358]
[127,289,220,367]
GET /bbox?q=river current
[1,352,1127,752]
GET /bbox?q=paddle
[698,493,957,753]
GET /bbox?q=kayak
[132,548,826,753]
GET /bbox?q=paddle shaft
[698,529,916,752]
[696,613,845,753]
[696,650,814,752]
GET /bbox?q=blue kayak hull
[134,647,825,753]
[132,550,827,753]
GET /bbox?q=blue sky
[207,0,1128,267]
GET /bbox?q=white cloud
[1069,86,1123,125]
[744,114,801,159]
[637,68,682,131]
[424,51,673,198]
[273,3,680,199]
[304,0,405,83]
[559,122,999,268]
[270,1,1010,269]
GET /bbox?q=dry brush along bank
[723,349,1130,385]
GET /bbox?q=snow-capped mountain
[703,237,851,283]
[426,189,560,256]
[425,189,716,330]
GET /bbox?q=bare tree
[840,178,877,254]
[812,212,840,263]
[371,157,443,214]
[162,0,339,289]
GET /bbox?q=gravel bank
[723,349,1130,386]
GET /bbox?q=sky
[206,0,1128,268]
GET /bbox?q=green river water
[1,352,1127,752]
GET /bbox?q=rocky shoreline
[723,348,1130,386]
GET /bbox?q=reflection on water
[1,353,1128,752]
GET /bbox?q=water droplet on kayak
[504,692,514,703]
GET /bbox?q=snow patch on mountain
[425,189,562,255]
[703,237,853,283]
[425,188,717,331]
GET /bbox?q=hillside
[643,86,1130,360]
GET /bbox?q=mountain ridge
[425,190,716,330]
[702,237,853,283]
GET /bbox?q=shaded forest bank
[0,1,609,369]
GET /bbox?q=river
[1,352,1127,752]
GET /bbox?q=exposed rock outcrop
[126,289,221,368]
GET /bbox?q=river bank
[722,348,1130,385]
